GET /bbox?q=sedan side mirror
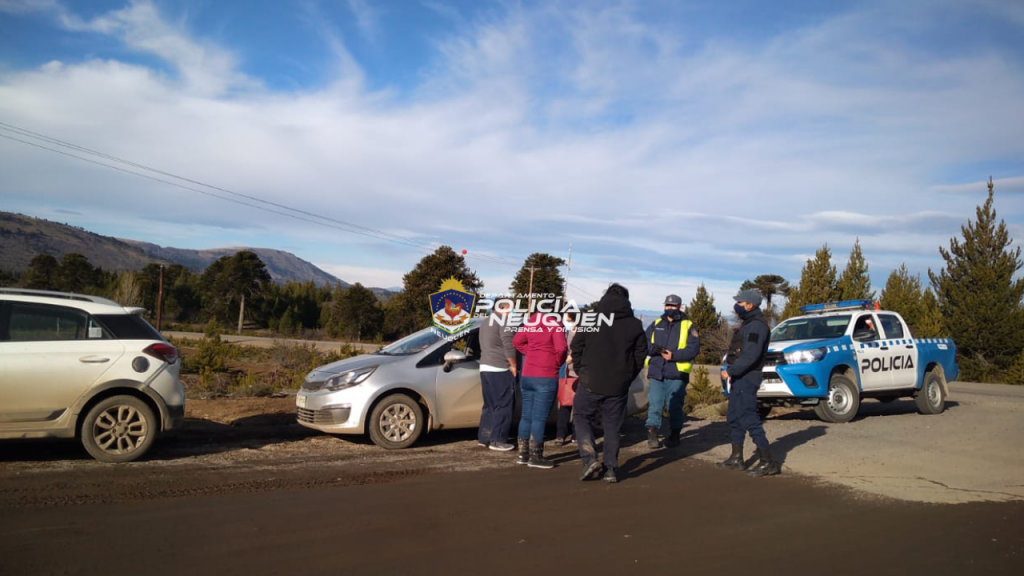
[442,350,467,373]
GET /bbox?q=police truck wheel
[813,374,860,423]
[757,402,772,420]
[914,372,946,415]
[368,394,424,449]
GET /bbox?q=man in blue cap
[717,289,780,477]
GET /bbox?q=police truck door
[850,312,894,391]
[878,313,918,389]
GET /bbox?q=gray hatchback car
[297,319,649,449]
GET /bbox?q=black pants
[573,387,628,470]
[556,405,572,440]
[727,371,768,448]
[479,371,514,445]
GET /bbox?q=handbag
[557,376,578,407]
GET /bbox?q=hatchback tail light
[144,342,179,365]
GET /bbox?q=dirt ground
[1,382,1023,575]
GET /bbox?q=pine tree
[780,286,802,320]
[685,283,721,334]
[510,253,566,305]
[334,283,384,341]
[686,284,725,364]
[836,238,874,300]
[387,246,483,337]
[916,288,947,339]
[21,254,59,289]
[781,244,838,320]
[1006,350,1024,386]
[929,178,1024,378]
[879,264,923,328]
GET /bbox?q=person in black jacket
[717,289,781,477]
[570,284,647,483]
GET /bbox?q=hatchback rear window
[94,314,164,341]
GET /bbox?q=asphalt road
[1,461,1021,576]
[1,381,1023,575]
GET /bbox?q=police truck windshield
[771,315,851,342]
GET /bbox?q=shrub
[685,365,726,415]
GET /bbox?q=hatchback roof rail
[0,287,122,307]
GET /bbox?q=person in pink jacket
[512,312,567,469]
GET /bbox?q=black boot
[515,439,530,465]
[747,446,781,477]
[716,443,745,470]
[528,441,555,469]
[646,426,662,449]
[664,428,681,448]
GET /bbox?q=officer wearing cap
[643,294,700,449]
[717,289,780,477]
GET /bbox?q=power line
[0,121,523,267]
[0,121,599,282]
[0,132,440,252]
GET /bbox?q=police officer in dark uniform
[717,289,780,477]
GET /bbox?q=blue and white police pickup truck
[758,300,959,423]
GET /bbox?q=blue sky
[1,0,1023,310]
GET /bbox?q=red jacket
[513,313,568,378]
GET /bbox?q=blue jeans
[517,376,557,443]
[646,378,687,430]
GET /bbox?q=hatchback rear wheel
[81,395,157,463]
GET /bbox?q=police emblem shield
[429,278,477,335]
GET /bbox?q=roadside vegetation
[168,321,364,399]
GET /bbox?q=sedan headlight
[785,347,827,364]
[321,366,377,391]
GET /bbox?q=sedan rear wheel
[368,394,424,449]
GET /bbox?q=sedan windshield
[378,328,443,355]
[771,315,851,342]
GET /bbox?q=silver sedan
[296,319,649,449]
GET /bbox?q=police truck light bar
[799,299,874,314]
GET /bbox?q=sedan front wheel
[368,394,424,449]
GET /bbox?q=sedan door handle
[879,346,889,351]
[79,356,110,363]
[905,345,915,349]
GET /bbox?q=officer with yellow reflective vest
[644,294,700,449]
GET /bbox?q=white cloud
[930,176,1024,195]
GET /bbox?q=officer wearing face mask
[644,294,700,449]
[718,289,780,477]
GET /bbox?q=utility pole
[156,264,164,331]
[237,292,245,335]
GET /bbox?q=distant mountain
[0,212,389,295]
[120,239,344,287]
